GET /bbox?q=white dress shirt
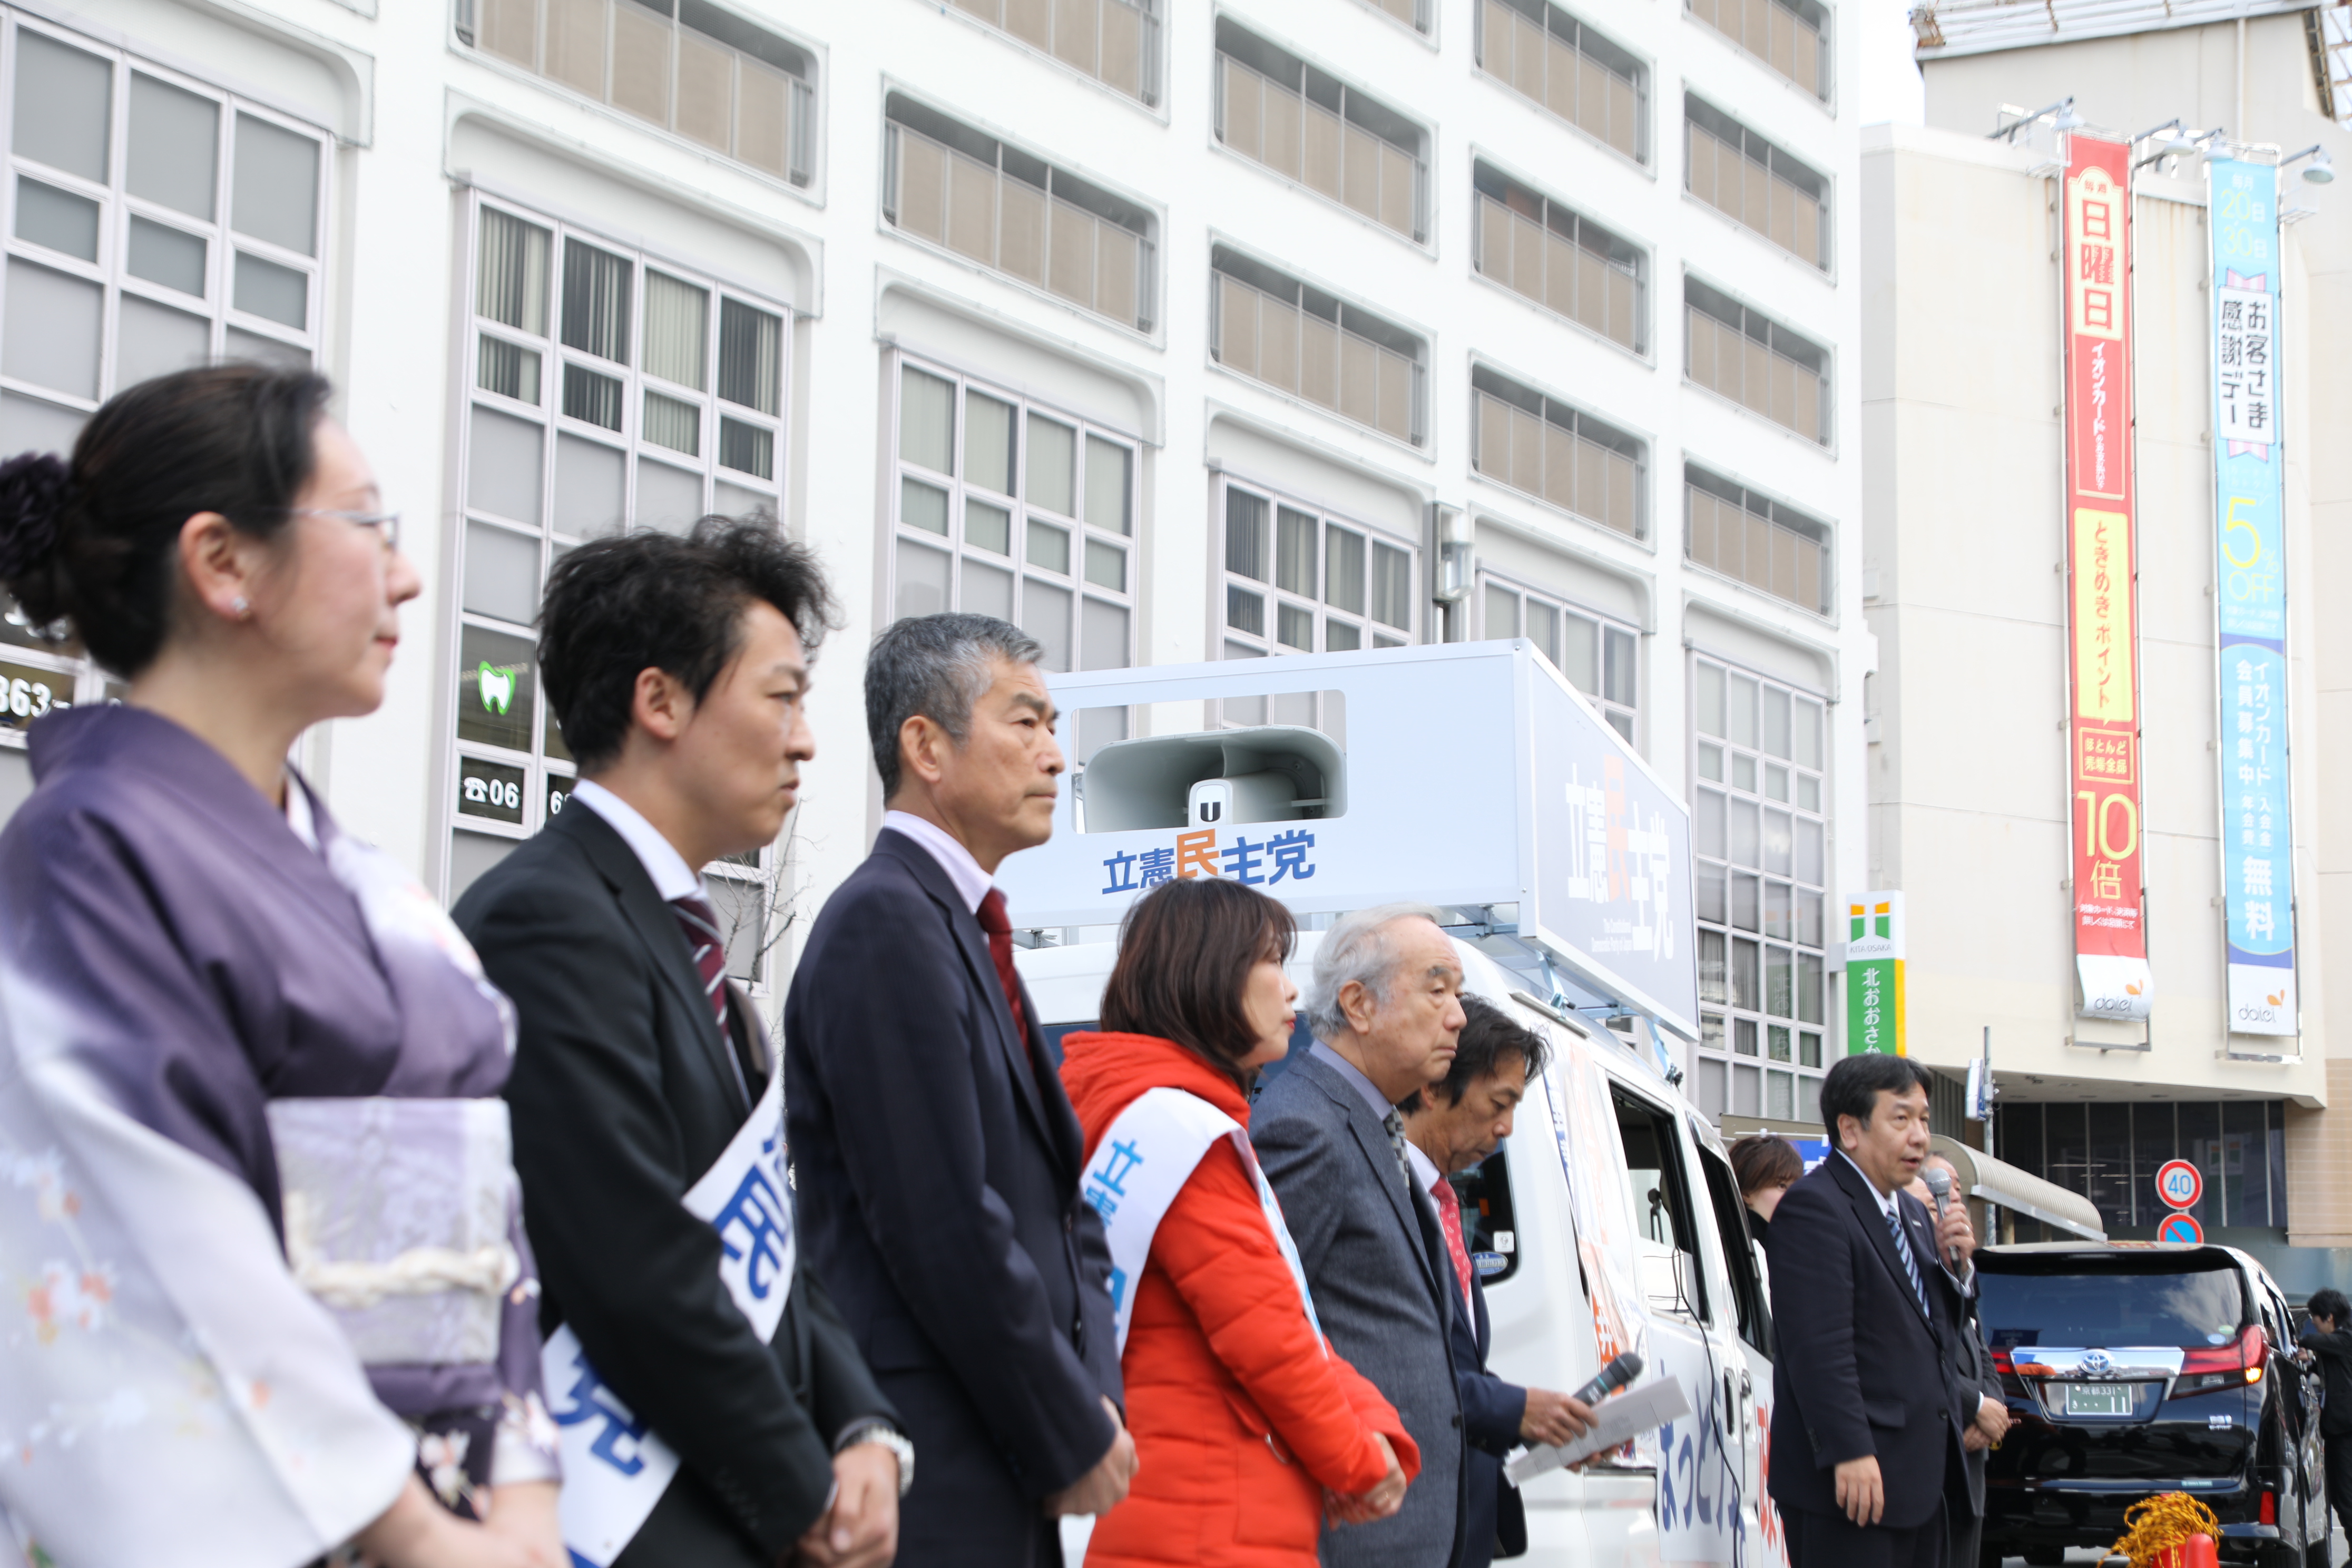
[570,779,709,903]
[880,809,994,914]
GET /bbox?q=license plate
[2063,1383,2137,1416]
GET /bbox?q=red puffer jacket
[1061,1032,1421,1567]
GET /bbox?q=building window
[458,0,816,189]
[1210,247,1424,446]
[1475,0,1648,165]
[1686,96,1829,270]
[447,193,787,926]
[1685,464,1830,614]
[884,96,1156,335]
[1471,366,1644,540]
[944,0,1161,106]
[1995,1100,2288,1238]
[1214,19,1427,244]
[1472,162,1644,354]
[1688,0,1828,101]
[0,11,326,729]
[1479,573,1635,742]
[1689,656,1827,1126]
[1220,478,1414,671]
[1685,277,1829,445]
[889,357,1137,709]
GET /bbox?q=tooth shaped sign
[479,663,517,715]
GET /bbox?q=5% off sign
[2153,1159,2204,1244]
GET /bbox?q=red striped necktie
[671,894,731,1039]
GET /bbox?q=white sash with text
[541,1070,794,1566]
[1083,1086,1324,1358]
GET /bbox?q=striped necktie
[1381,1109,1416,1188]
[671,893,732,1040]
[1885,1203,1929,1317]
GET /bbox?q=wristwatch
[836,1420,916,1497]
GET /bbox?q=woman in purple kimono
[0,366,562,1566]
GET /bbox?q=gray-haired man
[785,613,1134,1567]
[1252,903,1471,1568]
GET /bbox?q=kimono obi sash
[266,1096,520,1369]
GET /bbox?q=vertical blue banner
[2207,158,2296,1036]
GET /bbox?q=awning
[1930,1135,2106,1242]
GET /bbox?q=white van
[1021,928,1788,1568]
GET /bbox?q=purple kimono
[0,705,556,1566]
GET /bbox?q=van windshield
[1977,1255,2249,1350]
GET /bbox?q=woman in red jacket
[1061,877,1419,1567]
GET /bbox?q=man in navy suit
[785,613,1134,1568]
[1399,996,1596,1567]
[1766,1053,1988,1568]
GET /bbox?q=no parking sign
[2157,1212,2206,1244]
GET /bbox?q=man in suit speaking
[1766,1053,1982,1568]
[786,614,1133,1568]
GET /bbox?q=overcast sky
[1855,0,1928,127]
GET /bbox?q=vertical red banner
[2062,134,2152,1020]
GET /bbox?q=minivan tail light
[2260,1489,2277,1526]
[2175,1324,2266,1396]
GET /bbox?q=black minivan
[1974,1243,2328,1566]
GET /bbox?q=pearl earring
[231,595,250,619]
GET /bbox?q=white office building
[0,0,1873,1106]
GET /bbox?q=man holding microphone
[1766,1055,1984,1567]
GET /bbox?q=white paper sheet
[1504,1377,1694,1485]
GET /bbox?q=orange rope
[2104,1493,2221,1566]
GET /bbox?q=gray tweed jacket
[1253,1048,1466,1568]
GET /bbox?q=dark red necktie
[1431,1172,1477,1319]
[671,894,731,1038]
[976,888,1030,1047]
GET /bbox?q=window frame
[1683,461,1834,618]
[452,0,824,199]
[1685,0,1833,107]
[1471,157,1649,357]
[1475,567,1638,747]
[1684,94,1833,272]
[1473,0,1651,169]
[1683,273,1833,448]
[442,190,793,972]
[1208,244,1427,448]
[1469,364,1649,542]
[884,351,1140,694]
[881,93,1160,339]
[1687,652,1831,1129]
[0,10,330,739]
[1212,18,1430,247]
[937,0,1165,112]
[1214,472,1418,703]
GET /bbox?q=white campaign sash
[1086,1087,1324,1359]
[541,1069,795,1566]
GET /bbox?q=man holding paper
[459,522,905,1568]
[1399,997,1595,1567]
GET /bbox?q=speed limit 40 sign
[2155,1159,2203,1211]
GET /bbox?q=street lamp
[2281,144,2336,185]
[1991,95,2079,141]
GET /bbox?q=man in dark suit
[1399,996,1596,1567]
[1253,903,1471,1568]
[1909,1153,2011,1568]
[457,521,906,1568]
[2300,1289,2352,1543]
[1766,1053,1980,1568]
[785,614,1133,1568]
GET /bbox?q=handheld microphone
[1568,1350,1644,1408]
[1922,1165,1959,1268]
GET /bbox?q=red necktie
[671,894,731,1037]
[975,888,1030,1048]
[1430,1172,1476,1319]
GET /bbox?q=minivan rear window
[1977,1254,2250,1349]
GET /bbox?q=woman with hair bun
[0,367,562,1567]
